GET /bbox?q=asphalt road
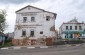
[0,45,85,55]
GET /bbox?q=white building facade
[59,19,85,39]
[13,5,57,45]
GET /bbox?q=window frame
[66,26,68,30]
[79,26,82,30]
[31,17,35,22]
[46,16,50,21]
[70,26,72,30]
[30,30,34,37]
[22,30,26,37]
[40,31,43,34]
[23,17,27,23]
[75,26,77,30]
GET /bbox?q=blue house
[0,32,6,43]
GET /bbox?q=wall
[14,6,56,40]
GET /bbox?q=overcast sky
[0,0,85,33]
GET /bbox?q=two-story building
[59,19,85,39]
[12,5,57,46]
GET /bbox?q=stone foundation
[12,37,54,46]
[12,39,37,46]
[12,39,19,46]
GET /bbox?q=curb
[27,47,35,49]
[1,47,8,50]
[13,47,21,49]
[0,46,49,50]
[0,43,84,50]
[40,46,48,48]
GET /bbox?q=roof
[59,19,85,29]
[16,5,57,17]
[67,19,78,23]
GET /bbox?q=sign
[74,34,80,38]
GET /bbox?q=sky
[0,0,85,33]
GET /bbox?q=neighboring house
[13,5,57,46]
[59,19,85,39]
[0,32,6,43]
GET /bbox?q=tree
[0,9,7,46]
[0,10,7,33]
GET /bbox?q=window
[22,30,26,36]
[79,26,82,30]
[75,26,77,30]
[30,30,34,37]
[70,34,73,38]
[70,26,72,30]
[46,16,50,21]
[40,31,43,34]
[31,17,35,22]
[66,26,68,30]
[65,34,68,38]
[23,17,27,22]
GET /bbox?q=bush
[0,42,13,48]
[53,39,85,45]
[5,39,12,43]
[4,42,13,47]
[0,39,13,48]
[53,40,65,45]
[67,40,84,44]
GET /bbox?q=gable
[16,5,44,13]
[16,5,57,19]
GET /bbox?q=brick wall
[46,38,53,46]
[12,39,19,46]
[12,39,37,46]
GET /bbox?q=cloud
[41,0,85,30]
[0,0,40,4]
[1,0,85,33]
